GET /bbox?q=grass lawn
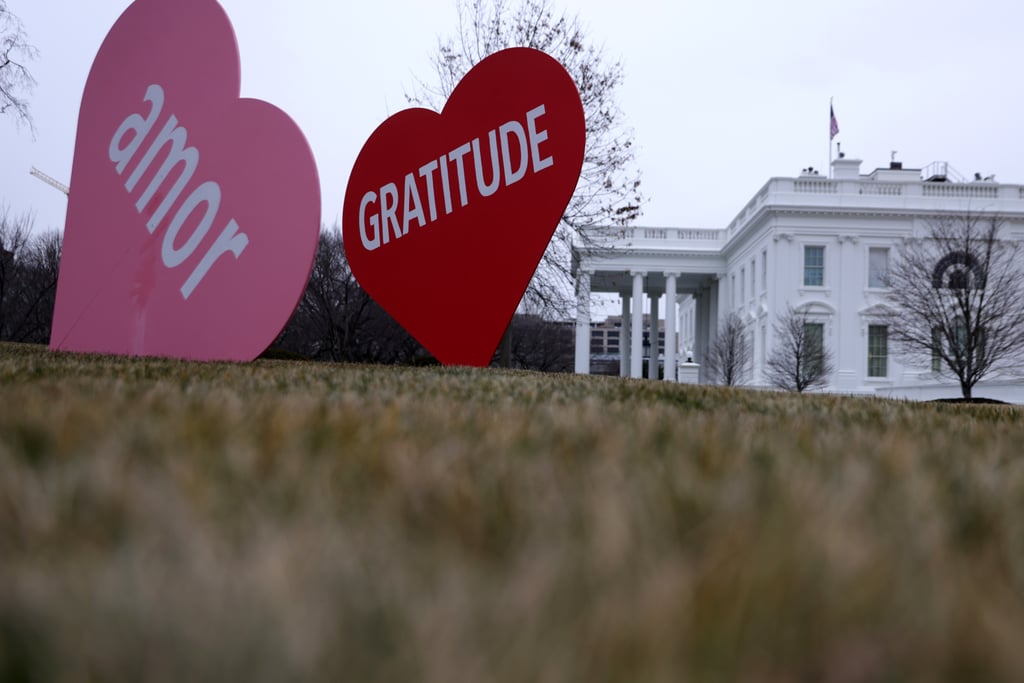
[2,341,1024,682]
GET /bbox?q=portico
[573,227,727,380]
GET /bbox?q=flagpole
[828,97,834,179]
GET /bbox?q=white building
[572,156,1024,401]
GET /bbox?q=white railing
[793,179,838,194]
[859,183,903,196]
[582,226,725,247]
[677,229,723,241]
[922,184,999,199]
[726,187,770,235]
[635,227,723,243]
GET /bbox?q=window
[952,321,968,357]
[732,275,737,308]
[868,248,889,288]
[803,246,825,286]
[932,323,985,371]
[740,268,746,304]
[932,251,984,290]
[949,269,969,290]
[804,322,825,375]
[931,327,943,373]
[952,320,986,359]
[868,325,888,377]
[761,250,768,291]
[750,259,756,299]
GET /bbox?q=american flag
[830,104,840,140]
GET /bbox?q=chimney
[831,157,862,180]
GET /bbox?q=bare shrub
[704,311,749,385]
[766,304,834,392]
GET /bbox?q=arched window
[931,251,986,290]
[947,268,969,290]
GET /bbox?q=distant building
[572,156,1024,401]
[588,315,663,376]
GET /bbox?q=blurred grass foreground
[3,340,1024,682]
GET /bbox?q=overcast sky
[4,0,1024,239]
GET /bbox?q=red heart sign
[342,48,586,367]
[50,0,320,361]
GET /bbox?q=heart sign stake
[50,0,321,361]
[342,47,586,367]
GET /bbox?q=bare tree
[704,312,749,386]
[884,213,1024,400]
[0,205,32,339]
[11,229,60,343]
[292,227,373,361]
[765,304,834,392]
[0,206,60,344]
[496,314,574,371]
[1,0,37,132]
[407,0,642,316]
[275,227,425,363]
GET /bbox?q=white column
[574,269,591,374]
[648,292,660,380]
[630,271,644,379]
[696,288,711,383]
[709,276,721,343]
[704,281,721,383]
[620,294,631,377]
[664,273,678,382]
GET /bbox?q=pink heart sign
[342,48,586,367]
[50,0,320,361]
